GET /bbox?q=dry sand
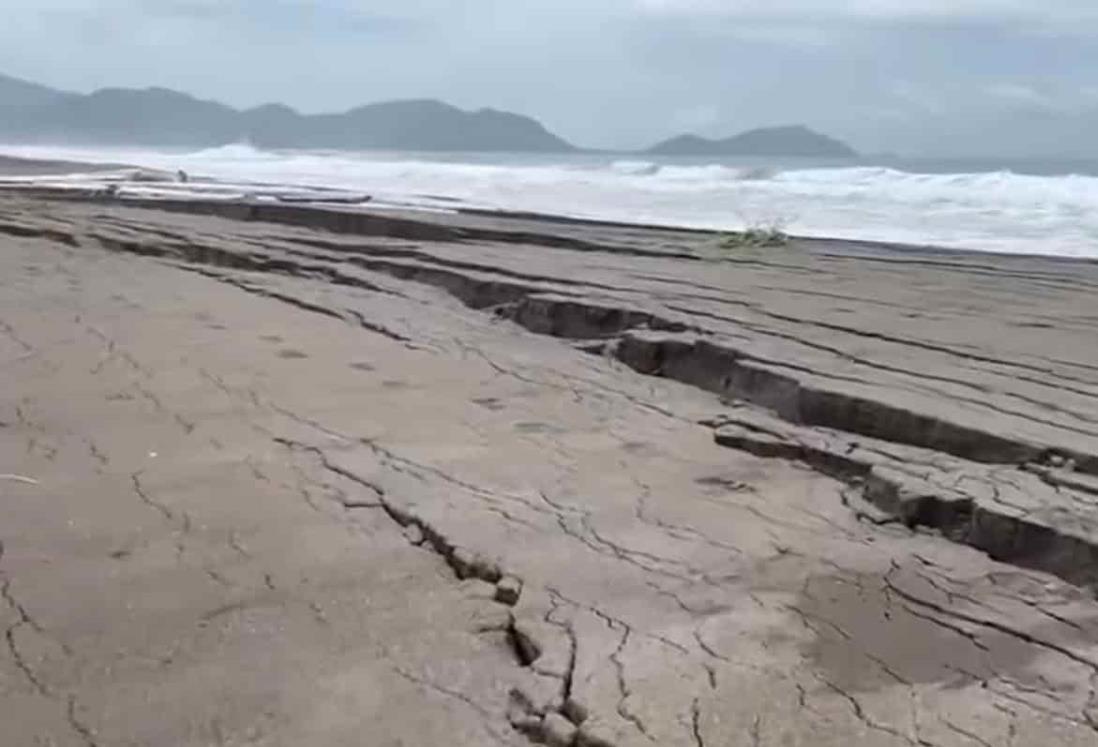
[2,189,1098,747]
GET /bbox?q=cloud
[670,105,721,132]
[985,83,1055,108]
[636,0,1098,25]
[135,0,421,34]
[889,82,945,115]
[3,0,1098,153]
[636,0,1098,32]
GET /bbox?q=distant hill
[0,74,575,153]
[648,125,857,157]
[252,99,574,152]
[0,73,72,108]
[0,73,860,157]
[25,87,242,146]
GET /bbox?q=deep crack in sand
[2,191,1098,746]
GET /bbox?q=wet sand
[2,189,1098,747]
[0,154,127,176]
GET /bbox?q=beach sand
[0,154,127,176]
[3,188,1098,746]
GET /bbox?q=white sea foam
[2,142,1097,257]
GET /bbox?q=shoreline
[0,152,129,175]
[3,149,1097,263]
[5,178,1098,268]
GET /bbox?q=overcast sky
[2,1,1097,154]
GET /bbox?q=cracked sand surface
[2,193,1098,745]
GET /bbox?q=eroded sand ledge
[2,191,1098,746]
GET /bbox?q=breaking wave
[3,142,1098,257]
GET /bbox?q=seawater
[3,143,1098,258]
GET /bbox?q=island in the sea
[647,125,857,157]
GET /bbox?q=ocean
[2,142,1097,258]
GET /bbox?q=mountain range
[0,73,857,157]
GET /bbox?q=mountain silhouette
[0,73,861,157]
[648,125,857,157]
[0,75,575,153]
